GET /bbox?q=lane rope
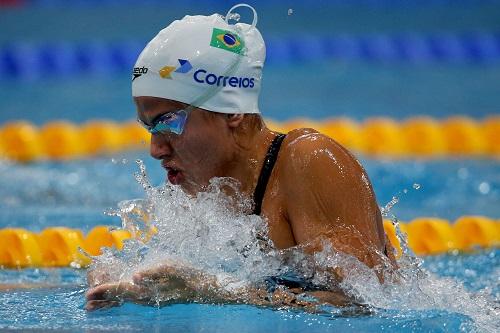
[1,31,500,82]
[0,216,498,268]
[0,116,498,162]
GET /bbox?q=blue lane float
[1,33,499,80]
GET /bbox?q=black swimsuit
[253,133,390,291]
[251,133,318,291]
[252,133,287,216]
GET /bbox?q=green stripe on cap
[210,28,244,55]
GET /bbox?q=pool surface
[0,249,498,332]
[1,1,499,332]
[0,155,498,332]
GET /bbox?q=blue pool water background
[1,1,499,332]
[1,1,500,123]
[0,155,498,231]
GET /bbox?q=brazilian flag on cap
[210,28,244,55]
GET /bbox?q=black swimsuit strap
[253,134,287,216]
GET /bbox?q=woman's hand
[85,281,151,311]
[85,261,216,311]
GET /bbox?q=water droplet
[227,12,241,22]
[413,183,421,190]
[70,261,81,269]
[380,196,399,216]
[288,8,294,16]
[478,182,490,194]
[111,158,118,164]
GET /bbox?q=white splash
[89,161,499,332]
[91,160,283,291]
[226,12,241,22]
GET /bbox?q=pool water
[1,154,498,229]
[1,2,499,332]
[0,155,498,332]
[0,249,497,332]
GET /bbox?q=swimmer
[86,4,395,311]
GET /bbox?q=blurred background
[0,0,499,230]
[1,0,500,123]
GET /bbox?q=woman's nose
[150,133,173,160]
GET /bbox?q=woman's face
[135,96,236,194]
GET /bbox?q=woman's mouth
[167,168,184,185]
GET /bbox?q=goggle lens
[138,109,189,135]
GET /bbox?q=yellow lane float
[404,218,456,255]
[0,122,43,163]
[453,216,500,250]
[360,118,406,157]
[37,227,88,267]
[0,116,499,162]
[321,118,363,151]
[119,121,150,149]
[84,226,131,256]
[0,216,498,268]
[40,121,83,160]
[0,228,43,268]
[80,121,123,155]
[442,116,486,155]
[482,116,500,155]
[402,117,446,156]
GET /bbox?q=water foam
[89,161,499,332]
[90,160,283,292]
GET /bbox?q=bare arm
[85,260,356,311]
[280,130,393,278]
[85,263,298,310]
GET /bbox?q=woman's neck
[225,125,279,199]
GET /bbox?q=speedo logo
[132,66,148,81]
[193,69,255,88]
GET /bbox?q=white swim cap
[132,4,265,114]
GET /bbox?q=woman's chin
[179,180,202,196]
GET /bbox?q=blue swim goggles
[137,107,192,135]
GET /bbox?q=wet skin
[85,96,395,311]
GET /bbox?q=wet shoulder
[276,127,364,180]
[279,127,349,162]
